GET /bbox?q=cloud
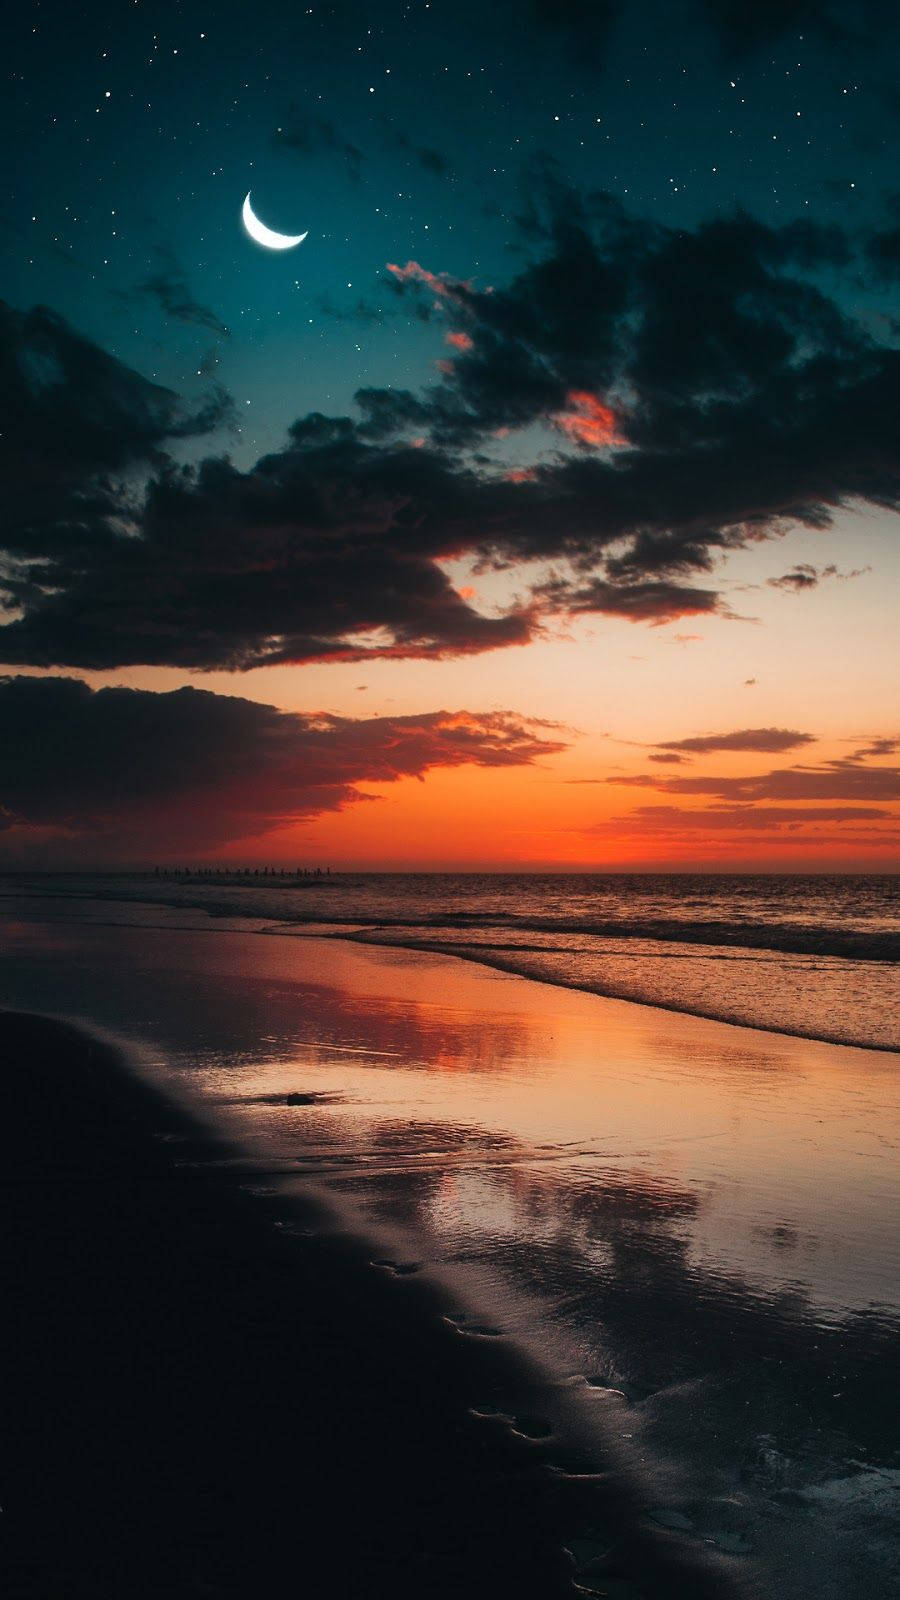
[382,201,900,573]
[510,0,897,73]
[768,562,823,591]
[609,755,900,801]
[318,295,388,325]
[274,110,448,185]
[693,0,897,57]
[828,739,899,767]
[854,736,897,758]
[768,562,869,591]
[540,576,724,624]
[385,260,472,304]
[866,224,900,283]
[617,803,895,831]
[0,300,231,612]
[0,422,539,669]
[530,0,623,65]
[0,676,566,858]
[274,112,363,181]
[656,727,815,755]
[525,0,898,65]
[381,122,448,176]
[552,389,623,447]
[2,184,899,671]
[134,255,229,337]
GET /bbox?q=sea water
[1,870,898,1048]
[0,876,897,1600]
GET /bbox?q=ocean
[1,872,897,1599]
[2,870,897,1048]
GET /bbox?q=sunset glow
[0,5,896,872]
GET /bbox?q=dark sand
[0,1010,742,1599]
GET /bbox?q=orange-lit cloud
[0,676,568,862]
[608,755,900,800]
[386,260,473,305]
[611,803,895,831]
[553,390,623,448]
[445,330,474,351]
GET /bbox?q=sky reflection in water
[1,910,897,1599]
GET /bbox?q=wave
[282,912,898,963]
[3,874,897,1051]
[340,931,899,1053]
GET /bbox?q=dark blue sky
[6,0,898,464]
[1,0,898,868]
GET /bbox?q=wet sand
[0,1008,740,1600]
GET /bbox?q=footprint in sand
[443,1313,505,1338]
[571,1578,645,1600]
[509,1413,553,1439]
[469,1407,553,1440]
[564,1541,644,1600]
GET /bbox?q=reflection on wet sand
[0,913,897,1600]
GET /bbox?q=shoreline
[0,1007,744,1600]
[4,877,896,962]
[336,931,900,1054]
[3,892,897,1052]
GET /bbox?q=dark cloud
[524,0,900,70]
[318,296,387,325]
[0,300,231,620]
[274,109,447,184]
[0,675,566,857]
[197,347,222,378]
[828,740,899,767]
[648,752,689,765]
[539,576,724,624]
[854,737,897,758]
[530,0,623,66]
[866,225,900,282]
[609,755,900,801]
[2,186,899,670]
[767,561,868,591]
[274,111,363,181]
[768,562,825,591]
[404,142,446,177]
[692,0,897,57]
[620,803,894,831]
[0,426,538,669]
[382,200,900,579]
[657,727,815,754]
[134,255,229,337]
[381,121,448,176]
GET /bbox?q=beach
[6,0,900,1590]
[0,1008,742,1600]
[0,892,897,1599]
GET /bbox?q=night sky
[1,0,898,867]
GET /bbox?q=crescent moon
[241,192,308,251]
